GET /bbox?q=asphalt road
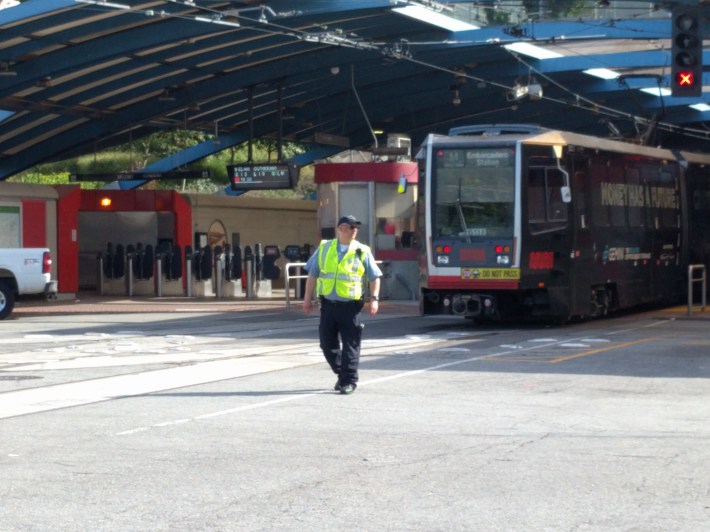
[1,300,709,531]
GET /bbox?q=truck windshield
[432,147,515,240]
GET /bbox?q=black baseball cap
[337,215,362,227]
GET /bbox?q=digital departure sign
[228,163,299,191]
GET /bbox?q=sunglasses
[339,224,359,230]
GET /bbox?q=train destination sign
[228,163,299,190]
[70,170,210,182]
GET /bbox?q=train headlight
[437,255,450,265]
[497,255,510,265]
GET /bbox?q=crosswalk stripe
[0,337,447,419]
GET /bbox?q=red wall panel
[55,185,82,293]
[22,200,46,247]
[314,162,418,184]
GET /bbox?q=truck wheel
[0,280,15,319]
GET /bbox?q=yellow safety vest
[316,239,369,300]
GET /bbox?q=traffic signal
[671,6,703,97]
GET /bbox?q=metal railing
[284,261,308,310]
[687,264,706,316]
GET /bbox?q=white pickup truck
[0,248,57,319]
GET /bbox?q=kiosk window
[0,204,21,247]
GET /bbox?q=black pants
[319,298,364,386]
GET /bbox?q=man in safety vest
[303,215,383,395]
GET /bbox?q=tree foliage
[522,0,587,19]
[9,130,315,199]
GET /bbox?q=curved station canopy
[0,0,709,185]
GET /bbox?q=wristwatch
[371,296,379,301]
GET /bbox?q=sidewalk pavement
[11,291,710,322]
[12,291,421,317]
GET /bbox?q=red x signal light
[677,71,695,87]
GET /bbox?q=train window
[528,166,568,233]
[608,166,626,228]
[589,162,610,228]
[433,147,515,239]
[640,166,655,228]
[547,169,567,222]
[660,171,679,228]
[693,189,710,211]
[659,170,675,183]
[626,168,643,227]
[528,167,546,222]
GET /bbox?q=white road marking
[114,336,584,436]
[1,342,320,371]
[559,343,590,348]
[0,355,320,420]
[3,321,665,427]
[114,335,614,437]
[0,335,450,420]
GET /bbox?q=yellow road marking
[550,337,657,364]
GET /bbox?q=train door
[568,161,594,317]
[619,166,657,304]
[523,151,572,319]
[648,164,683,302]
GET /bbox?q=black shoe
[334,380,342,392]
[340,383,356,395]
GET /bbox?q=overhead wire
[72,0,710,145]
[507,51,710,143]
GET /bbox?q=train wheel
[548,313,569,326]
[590,286,611,317]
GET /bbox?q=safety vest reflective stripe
[336,274,361,282]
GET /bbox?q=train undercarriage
[421,284,620,323]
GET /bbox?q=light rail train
[416,124,710,322]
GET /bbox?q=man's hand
[369,299,379,316]
[303,275,317,314]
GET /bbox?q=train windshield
[432,147,515,239]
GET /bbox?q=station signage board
[228,163,299,190]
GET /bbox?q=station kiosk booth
[313,150,419,301]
